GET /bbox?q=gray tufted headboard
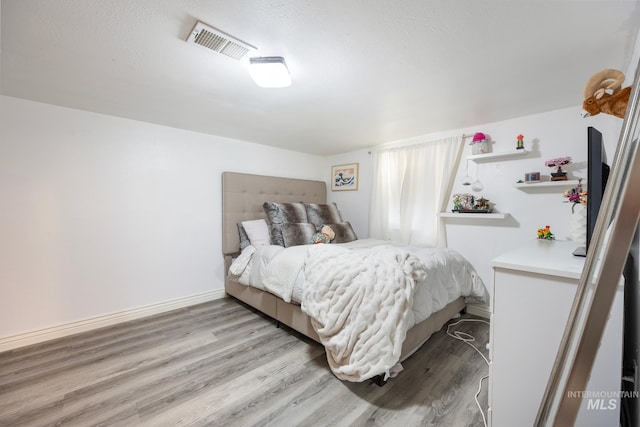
[221,172,327,256]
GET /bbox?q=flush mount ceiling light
[248,57,292,88]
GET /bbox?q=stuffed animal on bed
[311,225,336,244]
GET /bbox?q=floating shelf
[513,179,583,190]
[439,212,509,219]
[467,150,528,162]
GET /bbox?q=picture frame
[331,163,359,191]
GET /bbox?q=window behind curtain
[369,136,463,247]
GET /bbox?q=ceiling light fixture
[248,57,292,88]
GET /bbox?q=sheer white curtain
[369,136,463,247]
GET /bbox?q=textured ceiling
[1,0,639,155]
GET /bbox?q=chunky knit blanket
[301,245,427,382]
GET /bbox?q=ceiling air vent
[186,21,257,61]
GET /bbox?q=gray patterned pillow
[305,203,343,231]
[237,223,251,250]
[281,223,316,247]
[263,202,308,246]
[327,222,358,243]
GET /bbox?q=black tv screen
[574,126,610,257]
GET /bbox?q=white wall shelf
[513,179,582,190]
[439,212,509,219]
[467,149,528,162]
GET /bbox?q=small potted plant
[545,156,572,181]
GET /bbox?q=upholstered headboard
[221,172,327,256]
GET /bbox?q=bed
[222,171,487,382]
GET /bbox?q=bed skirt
[225,276,465,363]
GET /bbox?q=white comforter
[228,239,487,381]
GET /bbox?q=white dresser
[488,239,623,427]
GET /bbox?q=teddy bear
[311,225,336,244]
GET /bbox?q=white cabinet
[488,240,623,427]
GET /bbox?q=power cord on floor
[446,317,490,427]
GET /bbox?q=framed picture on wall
[331,163,359,191]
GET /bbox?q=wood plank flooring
[0,298,490,427]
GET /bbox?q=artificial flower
[545,156,572,167]
[563,180,587,212]
[537,225,555,240]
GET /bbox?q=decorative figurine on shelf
[581,69,631,119]
[545,156,572,181]
[537,225,555,240]
[452,193,475,211]
[452,193,494,213]
[516,134,525,150]
[475,197,493,212]
[470,132,491,155]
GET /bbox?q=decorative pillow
[263,202,308,246]
[327,221,358,243]
[305,203,343,231]
[281,223,316,247]
[237,223,251,250]
[241,219,271,247]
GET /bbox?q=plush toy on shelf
[470,132,491,155]
[581,69,631,119]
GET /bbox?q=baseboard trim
[0,289,226,352]
[466,303,491,319]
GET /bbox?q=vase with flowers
[564,179,587,245]
[563,179,587,212]
[545,156,572,181]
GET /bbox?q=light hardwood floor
[0,298,490,427]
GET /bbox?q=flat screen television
[573,126,610,257]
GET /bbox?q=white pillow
[241,219,271,247]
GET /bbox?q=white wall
[0,95,324,339]
[445,108,621,289]
[331,107,623,292]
